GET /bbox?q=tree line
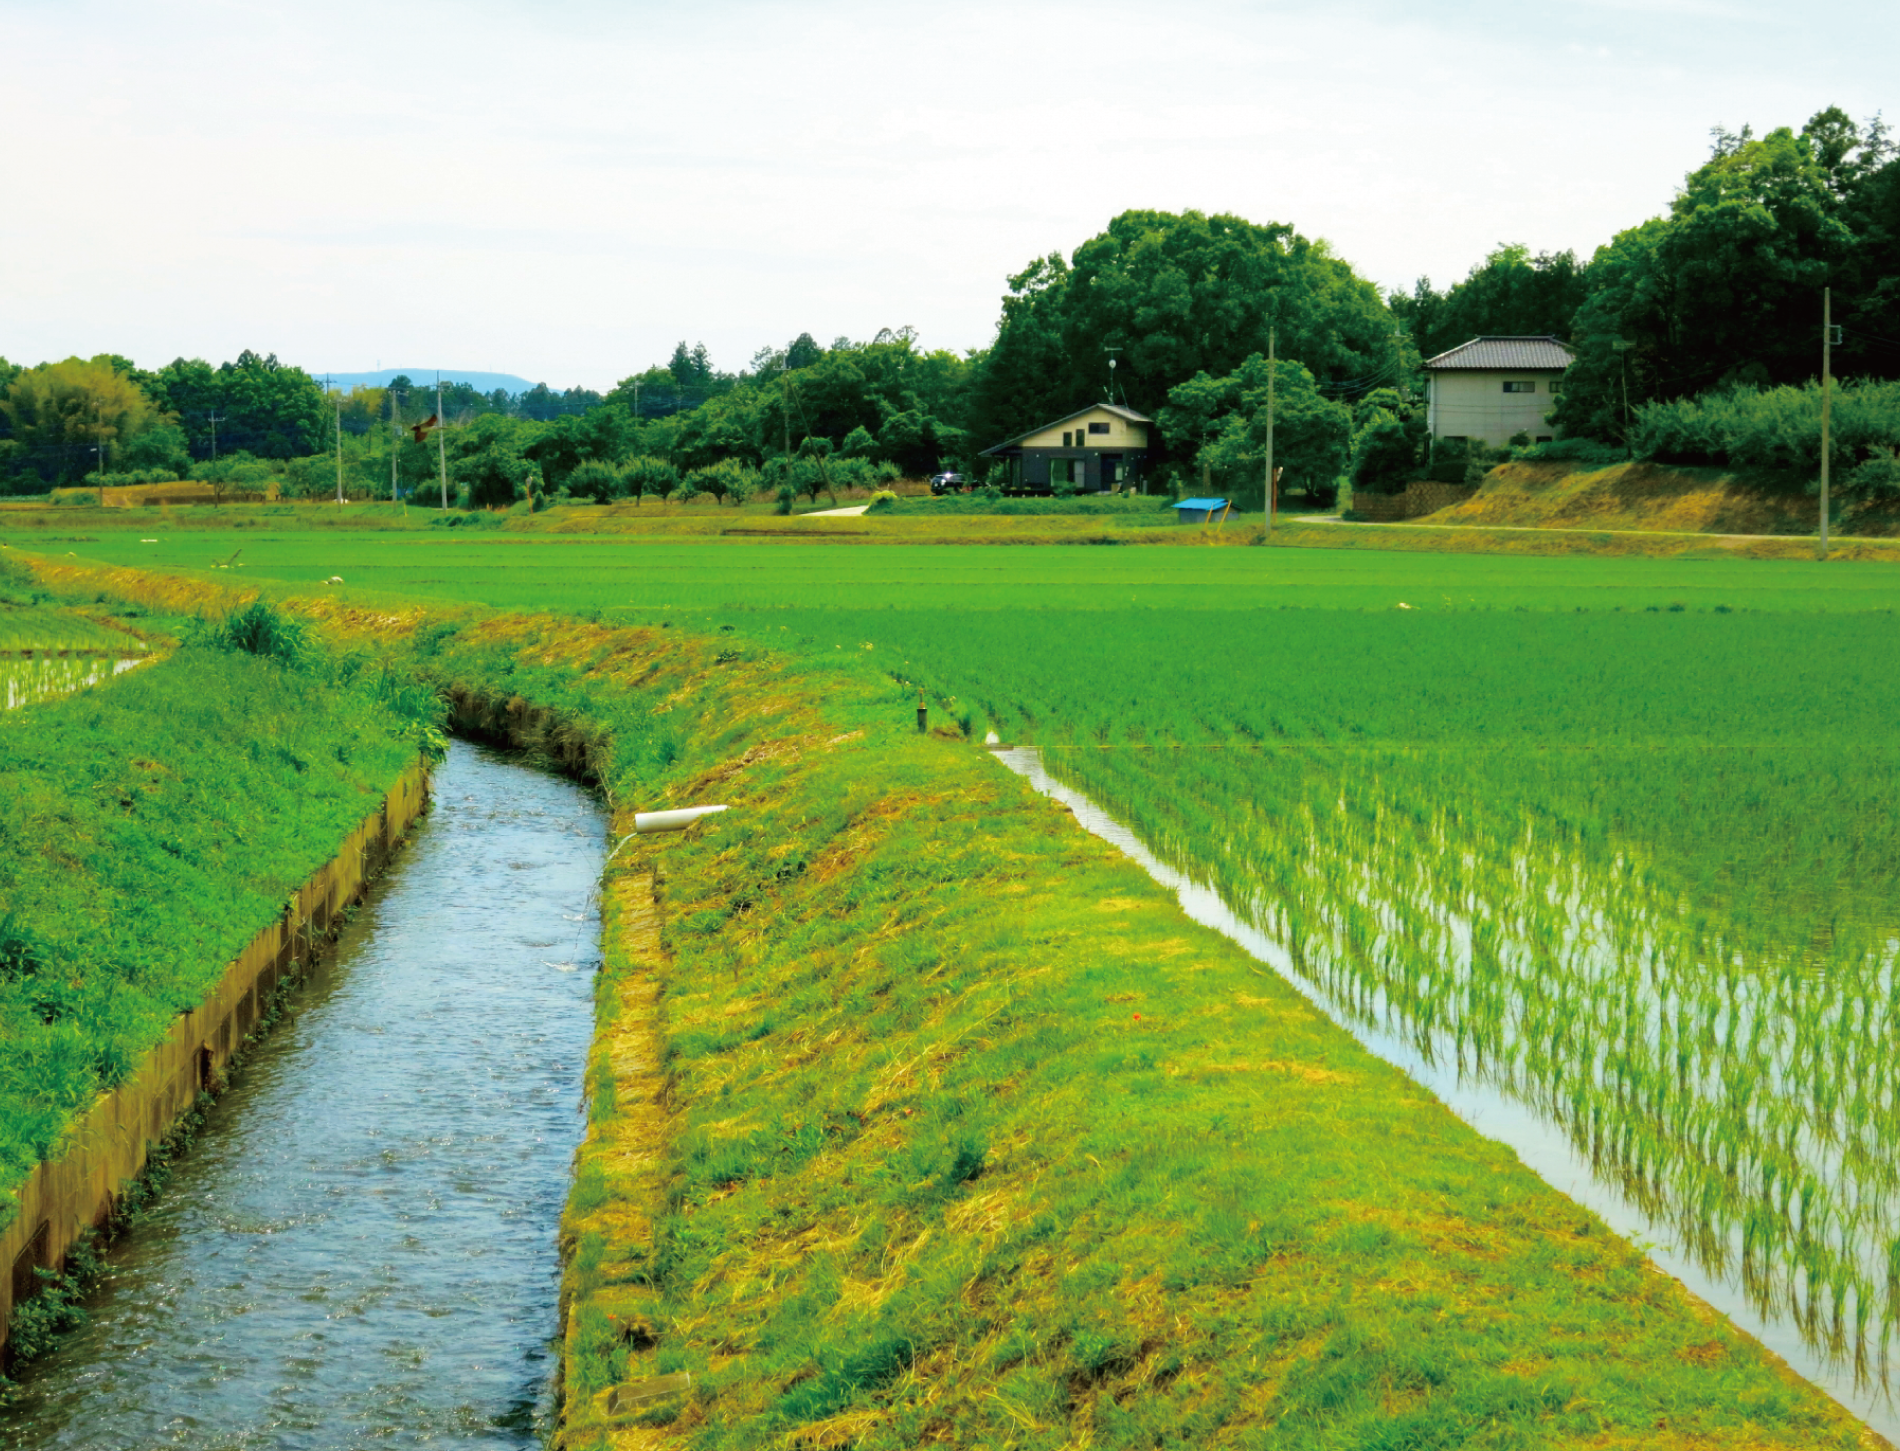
[6,104,1897,506]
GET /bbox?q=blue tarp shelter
[1174,497,1230,524]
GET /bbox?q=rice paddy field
[20,522,1900,1437]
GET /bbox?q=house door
[1102,455,1123,490]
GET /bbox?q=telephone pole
[207,411,224,462]
[1820,287,1833,560]
[436,372,449,509]
[389,388,403,502]
[331,376,344,505]
[1264,329,1276,538]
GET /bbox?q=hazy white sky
[3,0,1894,390]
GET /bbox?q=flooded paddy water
[995,744,1900,1445]
[0,656,146,711]
[0,742,606,1449]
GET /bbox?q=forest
[4,105,1898,506]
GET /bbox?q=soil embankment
[22,556,1884,1451]
[1424,459,1900,537]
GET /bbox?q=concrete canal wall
[0,763,432,1357]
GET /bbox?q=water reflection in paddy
[994,744,1900,1446]
[1,657,146,710]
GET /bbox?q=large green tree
[660,332,971,475]
[148,351,326,460]
[971,210,1404,455]
[0,356,160,486]
[1392,244,1589,360]
[1554,111,1878,440]
[1159,355,1353,505]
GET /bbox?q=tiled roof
[980,403,1154,455]
[1422,336,1575,371]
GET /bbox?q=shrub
[1351,411,1422,495]
[686,458,758,507]
[1847,447,1900,499]
[455,446,529,510]
[1511,437,1628,465]
[1426,437,1487,486]
[774,482,797,515]
[205,601,309,667]
[622,456,679,505]
[1632,379,1900,493]
[565,458,621,504]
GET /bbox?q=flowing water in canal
[1,742,605,1449]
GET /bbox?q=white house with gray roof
[1422,335,1574,447]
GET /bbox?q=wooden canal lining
[0,762,432,1356]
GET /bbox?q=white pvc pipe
[633,804,729,835]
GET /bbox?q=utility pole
[1264,328,1276,538]
[207,410,224,462]
[1820,287,1833,560]
[436,372,449,510]
[782,357,792,460]
[332,376,344,505]
[389,388,402,503]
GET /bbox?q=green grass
[0,625,425,1213]
[31,528,1900,614]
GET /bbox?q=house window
[1051,458,1073,486]
[1061,431,1073,447]
[1088,422,1111,435]
[1535,435,1553,443]
[1548,379,1563,395]
[1502,381,1536,394]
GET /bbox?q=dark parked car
[928,472,968,495]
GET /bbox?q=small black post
[916,689,928,733]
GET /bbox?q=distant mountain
[315,369,542,395]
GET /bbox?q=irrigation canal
[992,745,1900,1447]
[0,742,606,1449]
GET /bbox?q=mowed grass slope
[226,597,1855,1451]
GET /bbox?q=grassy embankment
[22,551,1881,1448]
[0,578,431,1225]
[1422,459,1900,539]
[16,490,1900,562]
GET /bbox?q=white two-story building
[1423,335,1574,448]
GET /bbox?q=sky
[2,0,1895,391]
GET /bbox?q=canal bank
[0,604,443,1368]
[0,759,430,1362]
[14,557,1884,1450]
